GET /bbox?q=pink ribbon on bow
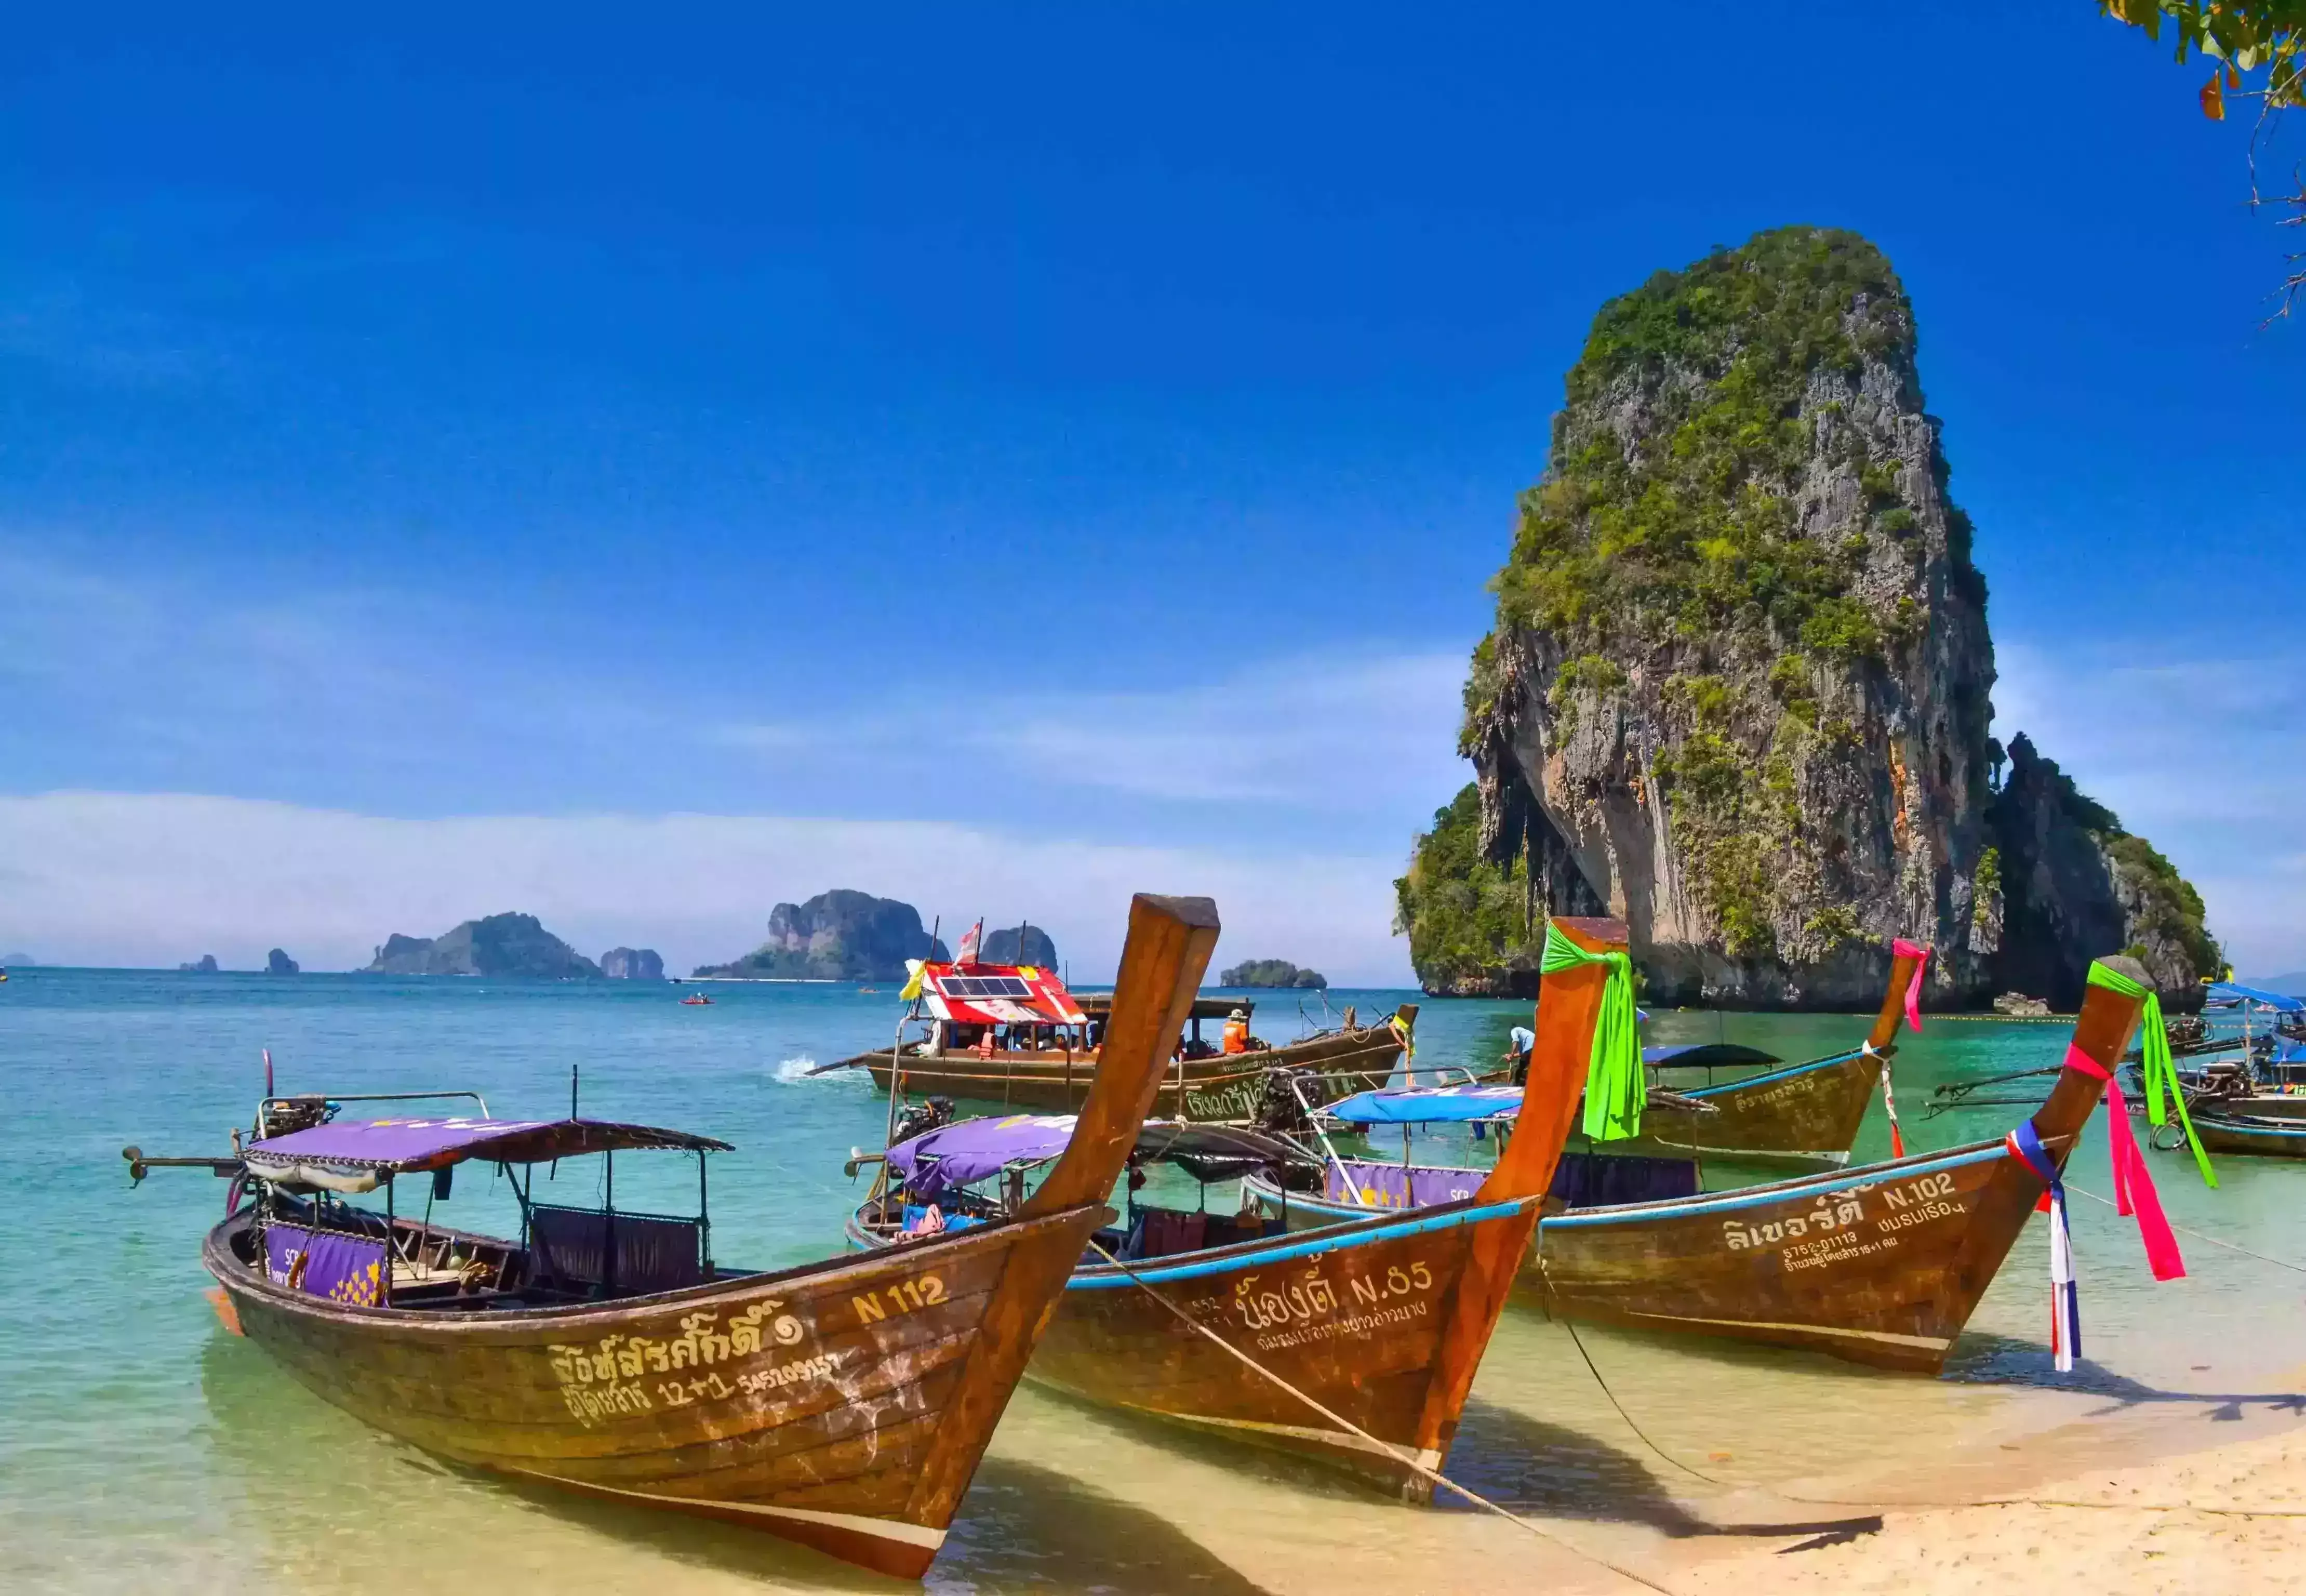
[1891,939,1929,1033]
[2060,1043,2186,1281]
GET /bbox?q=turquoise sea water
[5,970,2303,1594]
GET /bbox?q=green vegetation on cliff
[1219,959,1328,989]
[1395,784,1531,991]
[1491,227,1981,666]
[2002,739,2221,978]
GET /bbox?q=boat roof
[244,1115,731,1176]
[1323,1084,1523,1125]
[916,961,1087,1027]
[1643,1042,1780,1067]
[2206,981,2305,1013]
[1074,993,1247,1021]
[886,1114,1301,1194]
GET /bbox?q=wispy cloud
[715,650,1470,811]
[1994,640,2306,975]
[0,792,1414,982]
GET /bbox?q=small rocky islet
[1220,959,1328,989]
[692,890,1045,982]
[1398,226,2216,1011]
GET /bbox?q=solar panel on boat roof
[943,975,1032,998]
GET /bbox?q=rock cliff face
[600,947,665,981]
[1986,735,2216,1010]
[694,890,949,981]
[978,925,1058,968]
[1399,227,2215,1007]
[179,954,220,973]
[365,913,602,978]
[265,948,299,975]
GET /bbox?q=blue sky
[2,5,2300,979]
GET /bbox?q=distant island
[1221,959,1327,989]
[266,948,299,975]
[1,952,34,967]
[979,924,1058,968]
[695,890,948,981]
[601,947,665,981]
[179,954,220,973]
[364,913,601,978]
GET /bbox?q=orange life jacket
[1221,1018,1251,1055]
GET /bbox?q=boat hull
[853,1026,1406,1116]
[1250,1137,2046,1375]
[850,1197,1537,1496]
[2188,1110,2306,1156]
[206,1203,1106,1579]
[1617,1048,1880,1166]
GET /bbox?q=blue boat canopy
[1642,1042,1780,1068]
[2206,982,2305,1013]
[1323,1084,1523,1125]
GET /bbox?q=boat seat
[529,1204,705,1295]
[1123,1207,1207,1260]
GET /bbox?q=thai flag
[2007,1122,2080,1372]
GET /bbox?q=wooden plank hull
[1623,1048,1881,1166]
[855,1026,1406,1115]
[206,1202,1107,1579]
[1250,1140,2041,1374]
[2189,1111,2306,1157]
[852,1197,1538,1497]
[1529,1139,2044,1373]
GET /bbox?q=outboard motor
[1252,1069,1319,1138]
[890,1096,955,1147]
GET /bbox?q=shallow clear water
[5,971,2301,1593]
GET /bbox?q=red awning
[918,962,1086,1027]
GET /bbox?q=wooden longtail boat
[124,892,1220,1580]
[1574,940,1927,1167]
[1249,956,2153,1375]
[847,917,1621,1495]
[832,981,1415,1116]
[2182,1106,2306,1158]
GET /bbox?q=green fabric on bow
[1540,921,1643,1141]
[2086,961,2217,1190]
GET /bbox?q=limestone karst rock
[600,947,666,981]
[978,925,1058,968]
[694,891,949,981]
[1399,227,2214,1007]
[363,914,601,978]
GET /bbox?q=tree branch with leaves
[2100,1,2306,317]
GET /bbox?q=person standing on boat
[1221,1007,1252,1054]
[1505,1023,1535,1085]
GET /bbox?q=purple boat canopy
[886,1115,1302,1198]
[245,1116,731,1176]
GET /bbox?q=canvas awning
[915,962,1088,1027]
[244,1116,730,1177]
[1321,1084,1523,1125]
[1643,1042,1781,1067]
[2206,982,2305,1013]
[885,1114,1304,1196]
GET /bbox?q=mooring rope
[2065,1181,2306,1274]
[1536,1258,2306,1519]
[1084,1237,1682,1595]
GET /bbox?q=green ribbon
[2085,961,2217,1190]
[1541,921,1643,1141]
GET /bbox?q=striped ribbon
[2005,1120,2080,1372]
